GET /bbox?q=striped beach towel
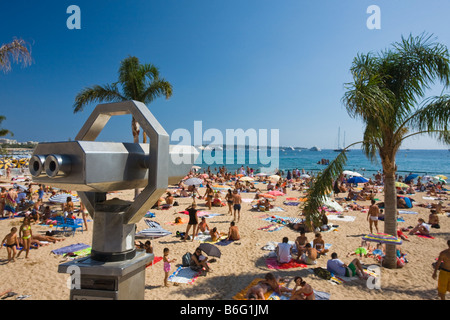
[168,266,202,284]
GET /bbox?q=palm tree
[0,116,13,138]
[0,38,32,73]
[73,56,173,143]
[303,33,450,269]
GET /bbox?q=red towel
[416,234,435,239]
[265,258,307,270]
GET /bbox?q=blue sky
[1,0,450,149]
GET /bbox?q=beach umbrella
[422,175,433,182]
[362,233,402,245]
[13,183,28,191]
[49,193,80,203]
[0,159,12,169]
[269,175,281,181]
[404,174,419,183]
[343,170,362,177]
[239,176,254,182]
[191,165,201,170]
[183,177,203,186]
[323,197,344,212]
[255,173,267,176]
[135,220,172,239]
[435,174,448,180]
[347,176,369,184]
[199,243,222,258]
[433,176,447,183]
[300,174,311,179]
[395,182,409,188]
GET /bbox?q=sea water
[197,148,450,179]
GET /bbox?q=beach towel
[168,266,202,284]
[416,233,435,239]
[283,201,300,206]
[269,206,285,212]
[51,243,90,255]
[146,256,163,268]
[258,224,284,232]
[144,212,156,218]
[265,258,307,270]
[268,290,331,301]
[327,215,356,222]
[180,211,222,218]
[398,210,418,214]
[215,239,235,246]
[262,241,296,252]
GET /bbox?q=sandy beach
[0,177,449,301]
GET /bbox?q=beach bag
[182,252,192,267]
[314,267,332,280]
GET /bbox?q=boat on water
[334,127,349,152]
[310,146,321,151]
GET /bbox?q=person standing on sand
[183,203,198,241]
[432,240,450,300]
[225,189,233,215]
[367,199,380,234]
[4,188,17,219]
[17,218,32,259]
[232,189,242,222]
[1,227,19,263]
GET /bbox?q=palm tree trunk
[382,159,398,269]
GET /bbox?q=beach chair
[59,218,84,236]
[54,216,66,231]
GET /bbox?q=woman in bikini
[290,277,315,300]
[63,196,74,217]
[225,189,233,215]
[17,218,32,259]
[203,185,214,210]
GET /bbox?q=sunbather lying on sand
[245,273,291,300]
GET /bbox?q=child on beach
[1,227,19,263]
[17,218,32,259]
[163,248,176,287]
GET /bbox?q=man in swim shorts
[232,190,242,222]
[327,252,368,280]
[367,199,380,234]
[432,240,450,300]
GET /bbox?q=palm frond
[139,78,173,104]
[302,143,360,228]
[404,94,450,144]
[0,38,32,73]
[73,84,126,113]
[0,116,13,137]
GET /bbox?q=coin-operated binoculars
[30,101,198,300]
